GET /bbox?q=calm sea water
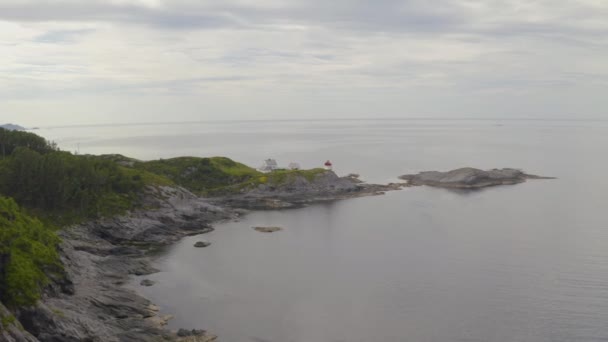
[40,119,608,342]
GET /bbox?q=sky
[1,0,607,126]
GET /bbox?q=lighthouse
[324,160,333,171]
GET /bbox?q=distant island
[0,123,26,131]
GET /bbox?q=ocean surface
[39,119,608,342]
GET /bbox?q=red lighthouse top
[324,160,332,166]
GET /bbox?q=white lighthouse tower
[324,160,333,171]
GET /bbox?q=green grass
[129,157,329,195]
[118,166,175,187]
[133,157,262,195]
[1,314,16,329]
[265,168,327,185]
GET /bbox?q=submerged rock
[253,226,282,233]
[140,279,156,286]
[194,241,211,248]
[399,167,552,189]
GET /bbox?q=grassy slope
[128,156,328,195]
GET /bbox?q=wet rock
[193,241,211,248]
[253,226,282,233]
[140,279,155,287]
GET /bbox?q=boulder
[193,241,211,248]
[253,226,282,233]
[140,279,155,287]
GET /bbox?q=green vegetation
[132,157,328,195]
[0,197,60,307]
[133,157,262,195]
[0,129,177,224]
[264,168,327,184]
[1,313,16,329]
[0,128,57,157]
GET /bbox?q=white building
[288,162,301,170]
[258,159,279,173]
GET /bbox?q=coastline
[20,175,406,341]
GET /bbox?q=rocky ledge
[216,170,407,210]
[399,167,553,189]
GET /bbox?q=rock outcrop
[399,167,552,189]
[253,226,282,233]
[0,302,38,342]
[218,171,407,209]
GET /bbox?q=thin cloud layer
[1,0,607,125]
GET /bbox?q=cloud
[1,0,607,125]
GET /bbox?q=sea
[38,119,608,342]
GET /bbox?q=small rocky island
[399,167,552,189]
[253,226,282,233]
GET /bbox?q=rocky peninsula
[3,170,404,342]
[399,167,552,189]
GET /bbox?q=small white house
[258,159,279,173]
[288,162,301,170]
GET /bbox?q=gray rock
[0,302,38,342]
[140,279,155,287]
[217,170,406,210]
[193,241,211,248]
[399,167,552,189]
[177,329,191,337]
[253,226,282,233]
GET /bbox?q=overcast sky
[1,0,607,126]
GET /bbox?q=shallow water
[40,119,608,341]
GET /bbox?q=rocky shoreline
[6,172,405,342]
[399,167,553,189]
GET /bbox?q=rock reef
[399,167,552,189]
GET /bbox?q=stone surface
[399,167,552,189]
[140,279,156,287]
[0,302,38,342]
[253,226,282,233]
[217,170,407,210]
